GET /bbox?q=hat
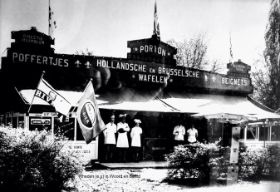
[119,114,127,118]
[134,119,142,124]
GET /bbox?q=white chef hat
[134,119,142,124]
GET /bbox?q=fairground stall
[1,27,280,163]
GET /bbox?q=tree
[75,48,93,56]
[167,34,208,69]
[167,34,224,73]
[251,55,273,107]
[263,0,280,110]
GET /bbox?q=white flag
[35,78,71,116]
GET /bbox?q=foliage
[75,48,93,56]
[0,128,82,192]
[262,0,280,110]
[165,143,227,184]
[250,56,272,106]
[167,35,208,69]
[266,145,280,179]
[166,143,280,184]
[167,35,224,73]
[238,146,268,182]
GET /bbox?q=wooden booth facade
[1,27,280,162]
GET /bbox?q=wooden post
[227,126,241,184]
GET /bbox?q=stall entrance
[98,110,209,162]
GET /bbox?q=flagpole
[229,32,234,63]
[27,71,45,114]
[48,0,50,36]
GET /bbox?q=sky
[0,0,271,70]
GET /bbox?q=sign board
[94,57,253,93]
[11,27,54,46]
[127,37,177,65]
[30,118,51,125]
[227,60,251,77]
[62,140,98,164]
[6,50,253,94]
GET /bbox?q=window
[246,126,257,140]
[240,127,245,139]
[12,117,17,128]
[259,126,270,141]
[271,125,280,141]
[18,116,24,128]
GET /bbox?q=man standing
[173,123,186,146]
[103,115,117,162]
[130,119,143,162]
[187,124,198,144]
[116,114,130,162]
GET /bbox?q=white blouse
[130,126,143,147]
[103,122,117,145]
[116,122,130,148]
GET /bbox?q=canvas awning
[160,93,280,120]
[18,89,178,113]
[18,89,280,120]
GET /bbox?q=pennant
[76,80,106,144]
[153,1,160,37]
[35,78,71,116]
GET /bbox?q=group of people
[103,114,143,162]
[103,115,198,162]
[173,123,198,146]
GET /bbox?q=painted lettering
[138,44,166,56]
[11,52,69,68]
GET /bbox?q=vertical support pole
[227,126,240,185]
[51,116,54,136]
[25,114,29,130]
[74,115,77,141]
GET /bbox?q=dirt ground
[69,168,280,192]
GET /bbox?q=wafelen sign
[8,51,253,93]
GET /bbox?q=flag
[35,78,71,116]
[76,80,106,144]
[49,0,57,38]
[153,1,160,37]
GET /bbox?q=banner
[77,80,106,144]
[35,78,71,116]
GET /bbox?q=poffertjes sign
[7,50,253,93]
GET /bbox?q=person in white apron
[103,114,117,162]
[116,114,130,162]
[187,125,198,144]
[130,119,143,162]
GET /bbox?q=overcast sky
[0,0,271,69]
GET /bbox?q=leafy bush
[165,143,228,184]
[166,142,280,185]
[266,145,280,179]
[0,128,82,192]
[238,146,268,182]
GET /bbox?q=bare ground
[69,169,280,192]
